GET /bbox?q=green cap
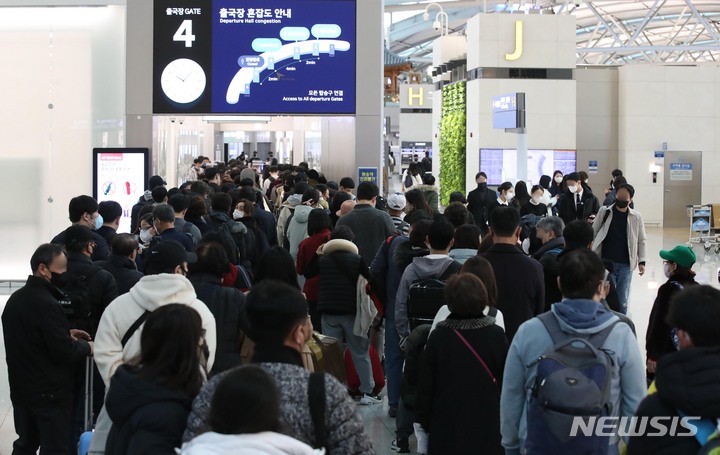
[659,245,696,269]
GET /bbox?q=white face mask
[505,192,514,202]
[664,263,675,279]
[233,210,246,220]
[568,185,578,194]
[555,176,563,183]
[139,229,153,244]
[532,196,542,204]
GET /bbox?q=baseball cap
[64,225,95,246]
[660,245,696,269]
[387,193,406,211]
[146,240,197,272]
[148,175,167,189]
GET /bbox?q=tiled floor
[0,227,716,454]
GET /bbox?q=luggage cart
[687,205,720,253]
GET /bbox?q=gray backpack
[525,312,619,455]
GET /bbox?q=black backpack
[216,221,240,265]
[406,261,462,330]
[57,267,101,326]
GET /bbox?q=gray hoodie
[287,204,313,260]
[500,299,646,454]
[276,194,303,245]
[395,255,461,338]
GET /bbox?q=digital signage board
[153,0,357,115]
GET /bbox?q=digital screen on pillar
[479,149,576,186]
[92,148,149,234]
[153,0,357,115]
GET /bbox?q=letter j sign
[505,20,523,61]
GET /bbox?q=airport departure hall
[1,1,720,454]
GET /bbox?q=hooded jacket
[96,254,143,296]
[105,365,192,455]
[646,272,698,363]
[448,248,477,264]
[414,184,439,213]
[628,346,720,455]
[94,273,217,384]
[276,194,303,245]
[304,239,370,315]
[180,431,325,455]
[394,255,462,338]
[286,205,313,260]
[500,299,646,455]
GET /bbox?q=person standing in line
[467,172,497,238]
[556,172,601,225]
[2,244,93,455]
[592,184,646,315]
[387,193,410,236]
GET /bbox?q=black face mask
[615,200,630,209]
[478,182,487,189]
[50,271,68,287]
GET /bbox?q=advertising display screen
[480,149,576,186]
[153,0,356,115]
[93,149,149,234]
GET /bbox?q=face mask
[478,182,487,189]
[664,263,674,279]
[532,196,542,205]
[233,210,245,220]
[567,185,578,194]
[505,192,514,202]
[50,271,67,287]
[521,238,530,255]
[555,176,563,184]
[615,200,630,209]
[94,214,104,230]
[139,229,153,244]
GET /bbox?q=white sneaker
[359,393,382,405]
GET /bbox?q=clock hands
[176,71,195,83]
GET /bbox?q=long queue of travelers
[3,158,719,455]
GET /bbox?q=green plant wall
[439,81,467,206]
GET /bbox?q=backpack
[406,261,462,330]
[57,267,101,327]
[525,312,619,455]
[282,209,295,251]
[404,173,414,189]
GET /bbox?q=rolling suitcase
[301,332,347,384]
[78,356,93,455]
[345,345,385,396]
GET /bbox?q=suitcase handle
[83,356,94,433]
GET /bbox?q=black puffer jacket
[646,272,698,363]
[188,273,249,375]
[628,346,720,455]
[305,239,370,315]
[105,365,193,455]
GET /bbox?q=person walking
[592,183,647,314]
[467,172,497,237]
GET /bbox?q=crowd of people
[3,159,719,455]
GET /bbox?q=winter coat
[174,218,202,247]
[105,365,193,455]
[180,431,325,455]
[480,243,544,341]
[185,213,213,236]
[287,205,313,260]
[417,316,508,455]
[2,276,91,407]
[297,229,332,303]
[628,346,720,455]
[646,272,698,363]
[501,300,646,454]
[395,255,462,338]
[530,237,565,261]
[276,194,303,245]
[592,205,647,271]
[467,185,497,234]
[304,240,370,315]
[96,254,143,296]
[415,184,439,213]
[556,189,601,224]
[399,324,431,411]
[237,217,270,267]
[188,273,249,376]
[183,344,376,455]
[431,305,505,332]
[64,252,119,335]
[94,273,217,385]
[336,204,396,265]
